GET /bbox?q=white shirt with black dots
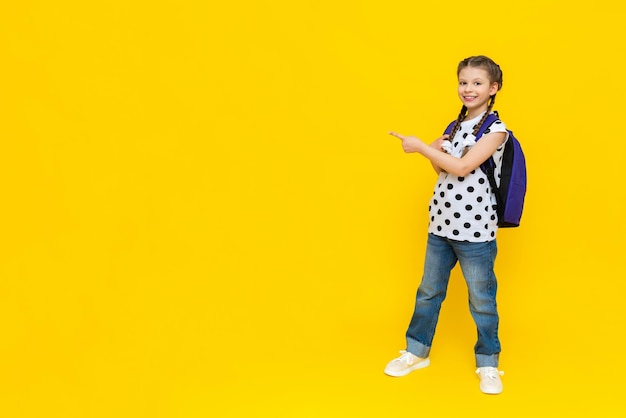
[428,112,508,242]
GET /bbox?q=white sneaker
[476,367,504,394]
[384,350,430,377]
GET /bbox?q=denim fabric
[405,233,500,367]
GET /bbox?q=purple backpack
[444,112,527,228]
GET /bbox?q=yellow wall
[1,1,625,417]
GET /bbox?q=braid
[471,95,496,136]
[448,105,467,141]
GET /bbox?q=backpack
[444,112,527,228]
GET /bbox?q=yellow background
[1,1,624,417]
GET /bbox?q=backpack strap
[474,112,503,210]
[474,112,500,141]
[475,112,500,167]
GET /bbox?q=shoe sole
[384,358,430,377]
[479,386,503,395]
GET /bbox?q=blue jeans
[406,233,501,367]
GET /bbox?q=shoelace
[476,367,504,380]
[395,350,416,365]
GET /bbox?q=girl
[386,55,508,395]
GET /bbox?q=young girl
[386,55,508,395]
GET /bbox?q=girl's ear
[489,82,499,95]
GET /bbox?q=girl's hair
[448,55,503,141]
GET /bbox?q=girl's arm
[390,131,507,177]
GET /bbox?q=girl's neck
[466,108,488,120]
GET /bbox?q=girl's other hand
[429,134,450,151]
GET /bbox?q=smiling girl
[386,56,508,395]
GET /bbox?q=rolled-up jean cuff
[406,338,431,359]
[476,353,499,368]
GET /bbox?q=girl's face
[457,66,499,117]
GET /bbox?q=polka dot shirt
[428,112,508,242]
